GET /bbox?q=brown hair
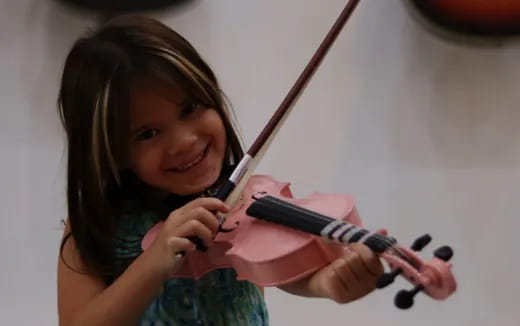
[58,15,243,279]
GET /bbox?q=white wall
[1,0,519,325]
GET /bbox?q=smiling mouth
[167,144,210,173]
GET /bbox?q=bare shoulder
[57,221,106,325]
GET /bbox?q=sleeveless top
[110,189,269,326]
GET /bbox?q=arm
[58,197,228,326]
[57,232,167,326]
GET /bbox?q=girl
[57,15,383,326]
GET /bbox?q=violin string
[357,230,402,258]
[372,234,409,259]
[366,232,406,258]
[369,235,403,259]
[370,233,417,267]
[247,195,415,267]
[331,223,413,266]
[325,221,403,257]
[329,224,417,269]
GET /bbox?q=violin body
[410,0,520,35]
[142,174,358,286]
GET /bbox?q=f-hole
[218,221,240,233]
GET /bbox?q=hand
[314,243,384,303]
[145,197,229,279]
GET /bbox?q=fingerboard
[246,195,396,253]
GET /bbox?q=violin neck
[246,195,396,253]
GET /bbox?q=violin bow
[210,0,457,309]
[215,0,361,208]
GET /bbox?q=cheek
[215,123,226,151]
[128,145,162,178]
[204,111,227,150]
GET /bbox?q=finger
[174,219,213,246]
[333,255,376,300]
[331,255,358,289]
[167,236,196,253]
[349,243,384,277]
[182,197,230,214]
[346,254,378,294]
[166,237,194,272]
[326,265,351,303]
[175,207,219,235]
[192,207,220,235]
[341,250,365,281]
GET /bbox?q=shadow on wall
[389,20,520,169]
[400,0,520,47]
[53,0,198,20]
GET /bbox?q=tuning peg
[376,268,402,288]
[411,234,432,251]
[376,234,432,290]
[394,284,424,309]
[434,246,453,261]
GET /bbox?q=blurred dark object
[409,0,520,36]
[58,0,193,13]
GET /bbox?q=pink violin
[142,0,457,309]
[245,178,457,309]
[143,174,456,309]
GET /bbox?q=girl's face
[128,79,227,196]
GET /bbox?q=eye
[135,128,160,141]
[180,102,201,118]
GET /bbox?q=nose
[165,123,198,156]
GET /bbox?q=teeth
[172,146,207,172]
[177,153,203,170]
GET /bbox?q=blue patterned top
[110,193,269,326]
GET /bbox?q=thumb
[167,236,196,254]
[166,237,195,272]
